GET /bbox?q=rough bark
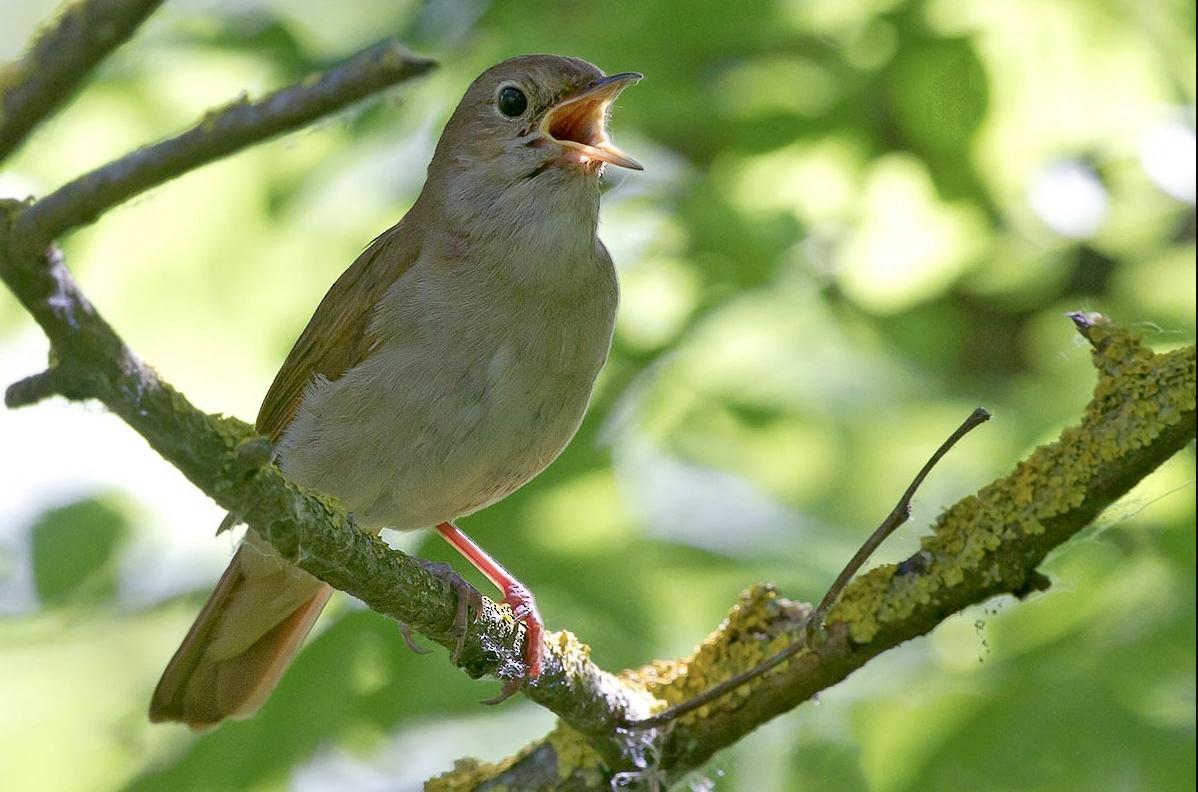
[0,0,164,160]
[1,4,1193,791]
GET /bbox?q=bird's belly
[277,333,603,532]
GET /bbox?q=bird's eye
[496,85,528,118]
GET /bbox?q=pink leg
[436,522,544,680]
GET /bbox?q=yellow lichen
[424,758,495,792]
[425,740,532,792]
[826,320,1195,644]
[424,717,606,790]
[546,629,595,679]
[622,584,811,724]
[426,320,1193,789]
[546,723,606,785]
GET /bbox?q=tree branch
[11,38,435,247]
[0,0,164,160]
[428,316,1195,789]
[625,405,993,732]
[0,215,651,752]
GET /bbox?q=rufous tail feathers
[149,534,331,729]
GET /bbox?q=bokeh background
[1,0,1194,790]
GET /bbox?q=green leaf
[30,495,130,606]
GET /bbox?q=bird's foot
[501,581,544,681]
[479,583,543,706]
[414,558,484,664]
[481,678,522,706]
[430,522,544,702]
[397,622,432,655]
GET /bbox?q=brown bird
[149,54,641,728]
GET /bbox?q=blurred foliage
[31,496,130,606]
[0,0,1194,790]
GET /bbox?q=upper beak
[539,72,643,170]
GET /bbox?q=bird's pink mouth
[540,72,642,170]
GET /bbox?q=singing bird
[150,55,642,728]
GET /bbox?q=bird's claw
[414,558,543,704]
[415,559,484,664]
[398,622,432,655]
[480,678,522,706]
[501,581,544,681]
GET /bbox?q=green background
[0,0,1193,790]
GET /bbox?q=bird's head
[430,55,641,195]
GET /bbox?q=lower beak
[540,72,643,170]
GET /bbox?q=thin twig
[627,628,806,730]
[809,406,992,625]
[628,407,992,729]
[13,39,435,245]
[0,0,164,161]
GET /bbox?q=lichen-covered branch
[12,38,435,246]
[0,0,164,160]
[430,316,1195,790]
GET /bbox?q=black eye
[496,85,528,117]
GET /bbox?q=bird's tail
[149,532,331,729]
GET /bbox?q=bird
[148,54,642,728]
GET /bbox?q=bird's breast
[278,252,617,532]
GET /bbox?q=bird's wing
[256,223,417,441]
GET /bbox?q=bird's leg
[413,557,484,663]
[436,521,544,682]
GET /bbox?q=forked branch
[430,317,1194,790]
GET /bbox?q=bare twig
[0,0,164,160]
[626,407,992,730]
[12,39,435,246]
[810,406,992,625]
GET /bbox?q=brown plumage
[149,540,331,726]
[255,226,414,442]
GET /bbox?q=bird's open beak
[540,72,643,170]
